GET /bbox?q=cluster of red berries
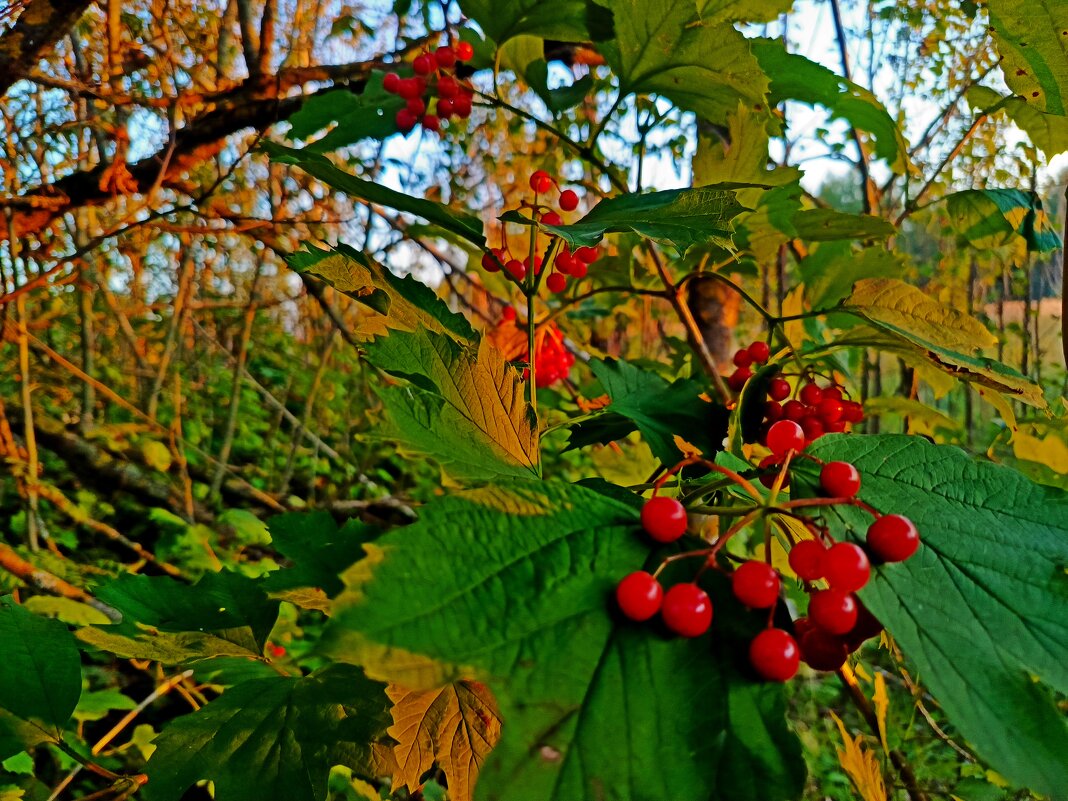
[497,308,574,388]
[726,341,771,391]
[480,171,602,294]
[382,41,475,134]
[762,378,864,443]
[614,455,921,682]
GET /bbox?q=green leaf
[0,599,81,736]
[262,511,375,597]
[798,242,907,307]
[696,0,794,24]
[693,103,800,188]
[500,36,594,114]
[76,626,260,664]
[365,328,540,481]
[95,570,280,652]
[568,358,728,464]
[503,185,749,254]
[458,0,612,44]
[287,244,476,342]
[796,435,1068,799]
[967,85,1068,159]
[73,690,137,723]
[751,38,909,172]
[21,596,111,626]
[321,481,805,801]
[986,0,1068,116]
[594,0,768,124]
[144,665,392,801]
[263,143,485,247]
[790,210,895,241]
[285,75,405,151]
[944,188,1062,253]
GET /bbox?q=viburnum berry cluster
[480,171,603,295]
[494,307,575,388]
[614,450,921,683]
[382,41,475,134]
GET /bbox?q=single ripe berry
[866,514,920,562]
[727,367,752,392]
[748,341,770,363]
[788,539,825,581]
[732,348,753,368]
[817,398,844,424]
[749,628,800,682]
[800,416,824,442]
[758,454,790,489]
[799,382,823,406]
[383,72,401,93]
[436,75,459,97]
[820,461,861,498]
[481,252,501,272]
[766,420,805,457]
[455,41,475,61]
[435,46,457,68]
[406,97,426,115]
[570,261,588,279]
[783,400,806,421]
[822,386,843,401]
[661,583,713,637]
[768,377,791,401]
[436,98,455,117]
[395,108,418,132]
[808,589,858,634]
[413,54,434,75]
[505,259,526,280]
[823,542,870,592]
[825,420,847,433]
[530,170,553,193]
[764,400,783,422]
[640,496,688,542]
[397,78,421,99]
[555,254,577,275]
[559,189,579,211]
[615,571,663,621]
[797,621,849,671]
[541,211,563,227]
[574,245,600,263]
[268,643,286,658]
[452,93,473,117]
[732,561,781,608]
[546,272,567,293]
[422,114,440,131]
[842,401,865,423]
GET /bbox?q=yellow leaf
[387,680,502,801]
[873,671,890,755]
[1012,425,1068,473]
[672,434,704,458]
[781,285,807,348]
[141,440,173,472]
[831,712,887,801]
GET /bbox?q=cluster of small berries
[497,309,574,388]
[726,341,770,391]
[762,378,865,444]
[614,454,921,682]
[382,41,475,134]
[480,171,602,294]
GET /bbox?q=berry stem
[781,496,880,518]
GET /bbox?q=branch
[0,0,92,98]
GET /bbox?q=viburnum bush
[2,3,1067,801]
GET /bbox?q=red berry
[413,54,434,75]
[395,108,418,132]
[524,254,543,274]
[727,367,752,392]
[797,622,849,671]
[615,571,663,621]
[559,189,579,211]
[823,386,844,401]
[452,93,472,117]
[406,96,426,115]
[749,628,800,682]
[783,400,806,421]
[825,421,847,433]
[481,252,500,272]
[748,341,770,363]
[844,601,884,651]
[823,542,870,591]
[555,254,577,275]
[732,561,781,608]
[501,306,516,322]
[661,583,713,637]
[800,416,824,442]
[867,514,920,562]
[546,272,567,293]
[842,401,865,423]
[758,454,790,489]
[799,383,823,406]
[732,348,753,368]
[640,496,688,542]
[435,46,457,68]
[383,72,401,93]
[436,98,454,117]
[570,261,588,279]
[421,114,440,131]
[268,643,286,658]
[768,377,791,401]
[764,400,783,422]
[541,211,563,227]
[808,589,858,634]
[397,78,421,99]
[766,420,805,457]
[788,539,825,581]
[820,461,861,498]
[455,41,475,62]
[505,259,526,280]
[818,398,844,423]
[436,75,459,97]
[530,170,553,193]
[575,245,600,263]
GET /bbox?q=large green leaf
[798,242,907,307]
[263,143,485,246]
[967,85,1068,159]
[566,358,728,464]
[697,0,793,24]
[144,665,392,801]
[944,188,1062,253]
[365,328,540,481]
[986,0,1068,116]
[503,185,749,254]
[262,512,376,597]
[796,435,1068,799]
[95,570,279,652]
[320,481,805,801]
[76,626,260,664]
[0,600,81,737]
[287,244,476,342]
[593,0,768,124]
[458,0,612,44]
[285,73,406,151]
[751,38,909,172]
